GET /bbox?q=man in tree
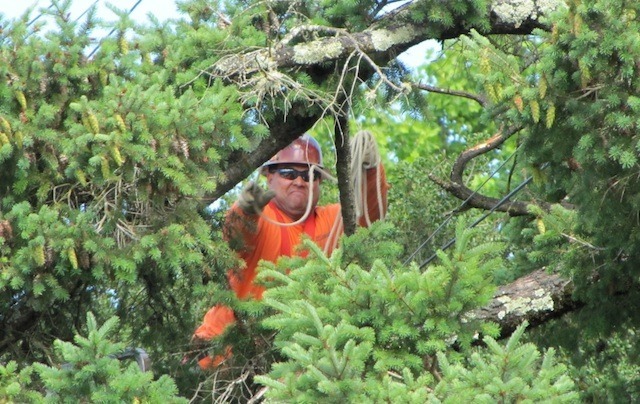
[192,132,389,369]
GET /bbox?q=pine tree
[0,0,249,388]
[434,322,578,402]
[454,0,640,399]
[251,220,558,402]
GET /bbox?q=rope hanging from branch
[350,130,386,227]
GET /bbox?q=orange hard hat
[262,134,324,171]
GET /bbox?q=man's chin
[288,192,308,204]
[289,204,308,215]
[288,200,310,216]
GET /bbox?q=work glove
[237,181,275,215]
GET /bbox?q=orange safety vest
[193,165,388,368]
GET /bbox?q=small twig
[414,82,487,107]
[189,381,205,403]
[575,85,605,100]
[87,0,143,58]
[247,386,269,403]
[561,233,605,251]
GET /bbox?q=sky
[1,0,433,67]
[2,0,179,24]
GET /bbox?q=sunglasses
[271,167,322,182]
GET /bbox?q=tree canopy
[2,0,640,401]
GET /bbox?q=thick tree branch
[472,268,580,337]
[199,108,318,207]
[335,113,357,236]
[212,0,556,78]
[452,128,516,184]
[429,127,539,216]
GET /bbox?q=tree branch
[414,82,487,107]
[335,112,357,236]
[429,120,577,215]
[198,108,318,207]
[471,268,580,337]
[211,0,555,79]
[429,127,540,216]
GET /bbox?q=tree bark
[211,0,555,78]
[334,112,357,236]
[471,268,580,337]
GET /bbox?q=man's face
[267,164,321,220]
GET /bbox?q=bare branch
[429,127,539,216]
[414,82,487,107]
[451,127,517,185]
[335,113,357,235]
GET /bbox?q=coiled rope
[350,130,386,227]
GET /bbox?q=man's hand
[238,181,275,215]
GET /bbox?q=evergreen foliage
[460,0,640,296]
[434,322,578,402]
[0,0,246,379]
[36,313,185,403]
[529,298,640,402]
[254,220,514,401]
[1,313,185,403]
[0,361,43,403]
[521,0,640,299]
[454,1,640,400]
[1,0,637,401]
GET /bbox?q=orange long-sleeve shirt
[193,165,388,356]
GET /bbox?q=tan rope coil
[350,130,385,227]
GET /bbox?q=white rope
[350,130,385,226]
